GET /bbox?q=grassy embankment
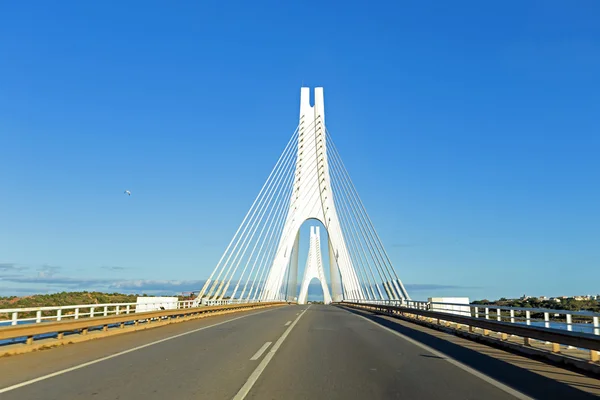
[0,291,190,321]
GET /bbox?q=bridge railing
[342,300,600,363]
[0,302,284,352]
[0,298,259,327]
[345,299,600,335]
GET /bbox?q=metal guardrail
[0,302,283,347]
[342,301,600,362]
[345,299,600,335]
[0,298,257,327]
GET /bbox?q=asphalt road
[0,305,597,399]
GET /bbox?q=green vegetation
[472,297,600,313]
[0,291,142,310]
[0,291,193,321]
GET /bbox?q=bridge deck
[0,305,597,399]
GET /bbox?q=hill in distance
[0,291,153,309]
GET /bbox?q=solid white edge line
[233,306,310,400]
[352,312,534,400]
[284,321,291,326]
[0,307,280,395]
[250,342,272,361]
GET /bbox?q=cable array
[196,126,299,302]
[326,129,410,301]
[197,123,410,303]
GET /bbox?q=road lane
[233,306,310,399]
[0,305,284,388]
[1,304,598,400]
[346,306,600,398]
[0,304,303,399]
[245,305,598,400]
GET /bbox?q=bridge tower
[260,87,361,302]
[197,87,410,305]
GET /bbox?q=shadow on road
[340,306,600,400]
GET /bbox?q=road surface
[0,305,597,399]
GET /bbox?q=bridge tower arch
[297,226,332,304]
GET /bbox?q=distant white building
[573,295,591,301]
[428,297,470,317]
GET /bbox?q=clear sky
[1,1,599,301]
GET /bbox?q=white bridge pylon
[298,226,332,305]
[261,87,362,302]
[197,87,410,304]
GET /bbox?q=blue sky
[1,1,599,301]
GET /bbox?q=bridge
[197,87,408,306]
[0,88,599,399]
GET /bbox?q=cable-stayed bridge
[198,87,408,305]
[0,88,598,399]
